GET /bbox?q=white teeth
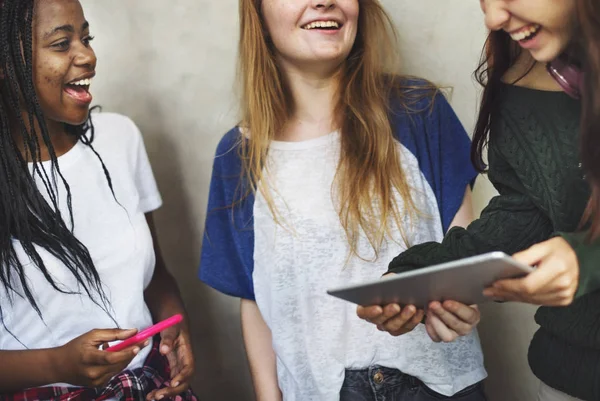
[510,24,541,42]
[70,78,93,86]
[303,20,340,30]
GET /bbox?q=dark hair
[0,0,115,330]
[471,30,530,171]
[577,0,600,239]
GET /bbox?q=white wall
[80,1,540,399]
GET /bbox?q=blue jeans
[340,366,487,401]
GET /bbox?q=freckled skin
[30,0,96,127]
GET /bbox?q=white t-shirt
[0,112,162,387]
[254,132,486,400]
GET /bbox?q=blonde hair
[237,0,436,259]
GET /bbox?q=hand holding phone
[105,314,183,352]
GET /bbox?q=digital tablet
[326,252,534,309]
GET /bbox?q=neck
[278,61,340,142]
[12,113,77,162]
[504,51,563,92]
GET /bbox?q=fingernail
[157,395,164,400]
[133,347,140,355]
[172,381,180,387]
[144,340,150,347]
[392,304,401,313]
[161,345,169,353]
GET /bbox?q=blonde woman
[199,0,487,400]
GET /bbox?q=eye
[83,35,95,47]
[51,40,70,51]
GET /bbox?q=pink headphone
[546,54,584,99]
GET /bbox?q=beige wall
[81,1,540,399]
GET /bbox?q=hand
[56,328,149,388]
[357,303,425,336]
[483,237,579,306]
[424,301,480,343]
[146,320,195,401]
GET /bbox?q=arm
[144,213,188,325]
[449,186,474,230]
[241,299,282,401]
[0,348,64,391]
[388,171,554,274]
[144,213,195,401]
[0,329,143,392]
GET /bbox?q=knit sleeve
[387,126,555,274]
[560,231,600,298]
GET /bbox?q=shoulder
[86,111,143,151]
[216,126,243,156]
[388,77,452,123]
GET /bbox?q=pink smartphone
[105,314,183,352]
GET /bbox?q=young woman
[0,0,196,399]
[359,0,600,400]
[200,0,487,400]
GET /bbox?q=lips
[301,19,343,31]
[64,74,94,105]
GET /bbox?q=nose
[481,0,511,31]
[313,0,336,10]
[73,41,97,71]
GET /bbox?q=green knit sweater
[387,84,599,400]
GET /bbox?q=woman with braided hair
[0,0,196,399]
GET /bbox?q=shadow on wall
[138,99,255,400]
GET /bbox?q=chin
[62,111,90,127]
[529,45,564,64]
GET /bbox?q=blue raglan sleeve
[393,88,478,233]
[420,92,478,232]
[198,129,256,300]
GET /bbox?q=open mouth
[302,20,342,31]
[510,24,542,43]
[64,77,93,104]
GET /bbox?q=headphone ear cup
[547,56,584,99]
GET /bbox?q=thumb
[512,242,552,267]
[160,326,179,355]
[90,328,137,345]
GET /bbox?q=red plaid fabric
[1,337,198,401]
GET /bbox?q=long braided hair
[0,0,115,328]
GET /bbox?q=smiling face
[480,0,577,62]
[260,0,359,74]
[31,0,97,126]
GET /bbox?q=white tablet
[326,252,534,308]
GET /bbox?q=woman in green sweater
[359,0,600,400]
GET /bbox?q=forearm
[144,213,188,324]
[388,195,554,274]
[144,266,187,324]
[241,299,282,401]
[0,348,63,392]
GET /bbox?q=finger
[425,315,441,342]
[100,339,150,366]
[441,301,480,325]
[381,305,415,333]
[371,304,401,326]
[428,313,459,343]
[151,381,190,400]
[493,264,562,296]
[429,302,473,335]
[89,328,138,345]
[170,364,194,390]
[160,326,179,355]
[357,305,384,321]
